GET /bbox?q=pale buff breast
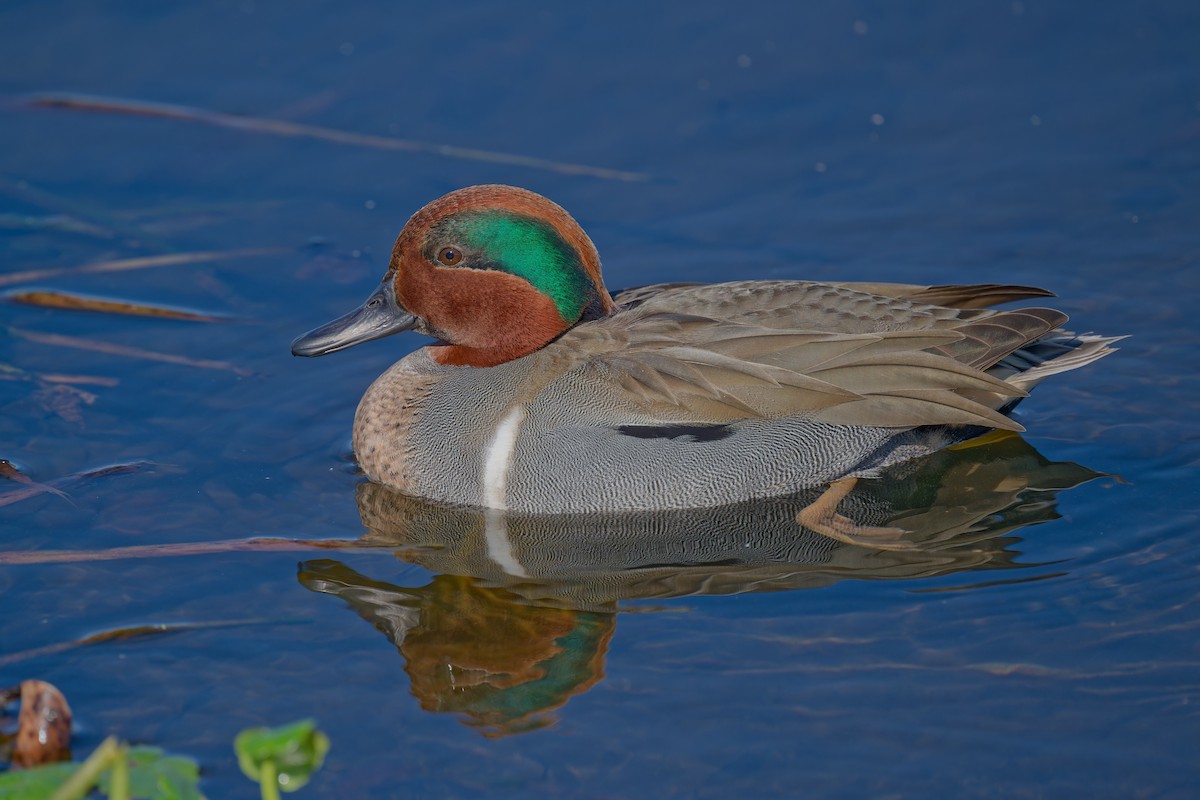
[353,349,543,507]
[352,355,443,495]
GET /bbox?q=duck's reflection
[299,433,1099,736]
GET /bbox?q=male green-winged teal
[292,185,1118,517]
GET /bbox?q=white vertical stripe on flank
[482,405,528,577]
[482,405,525,510]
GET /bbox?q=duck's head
[291,185,616,367]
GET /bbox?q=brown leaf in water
[26,92,650,182]
[0,364,115,425]
[0,459,69,500]
[7,289,225,322]
[11,327,252,376]
[0,246,285,287]
[0,459,30,483]
[33,383,96,423]
[11,680,72,767]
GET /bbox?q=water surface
[1,1,1198,797]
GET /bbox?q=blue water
[2,1,1198,797]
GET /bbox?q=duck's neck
[427,278,604,369]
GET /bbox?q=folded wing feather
[572,281,1072,430]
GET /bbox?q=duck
[292,184,1119,521]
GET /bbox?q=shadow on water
[299,432,1099,737]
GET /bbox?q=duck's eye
[437,246,463,266]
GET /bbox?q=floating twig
[0,363,118,387]
[0,536,384,565]
[26,92,650,183]
[0,461,152,508]
[37,374,120,387]
[0,246,285,287]
[0,619,302,668]
[0,213,114,239]
[7,289,226,322]
[9,327,252,376]
[0,174,171,252]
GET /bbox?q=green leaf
[151,757,203,800]
[234,720,328,794]
[0,762,78,798]
[97,746,203,800]
[0,739,202,800]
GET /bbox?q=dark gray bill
[291,281,418,357]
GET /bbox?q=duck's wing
[612,282,702,309]
[824,283,1055,309]
[614,280,1054,314]
[564,281,1068,430]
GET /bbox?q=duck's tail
[923,302,1123,420]
[993,331,1126,394]
[948,328,1125,418]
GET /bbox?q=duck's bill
[291,282,419,357]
